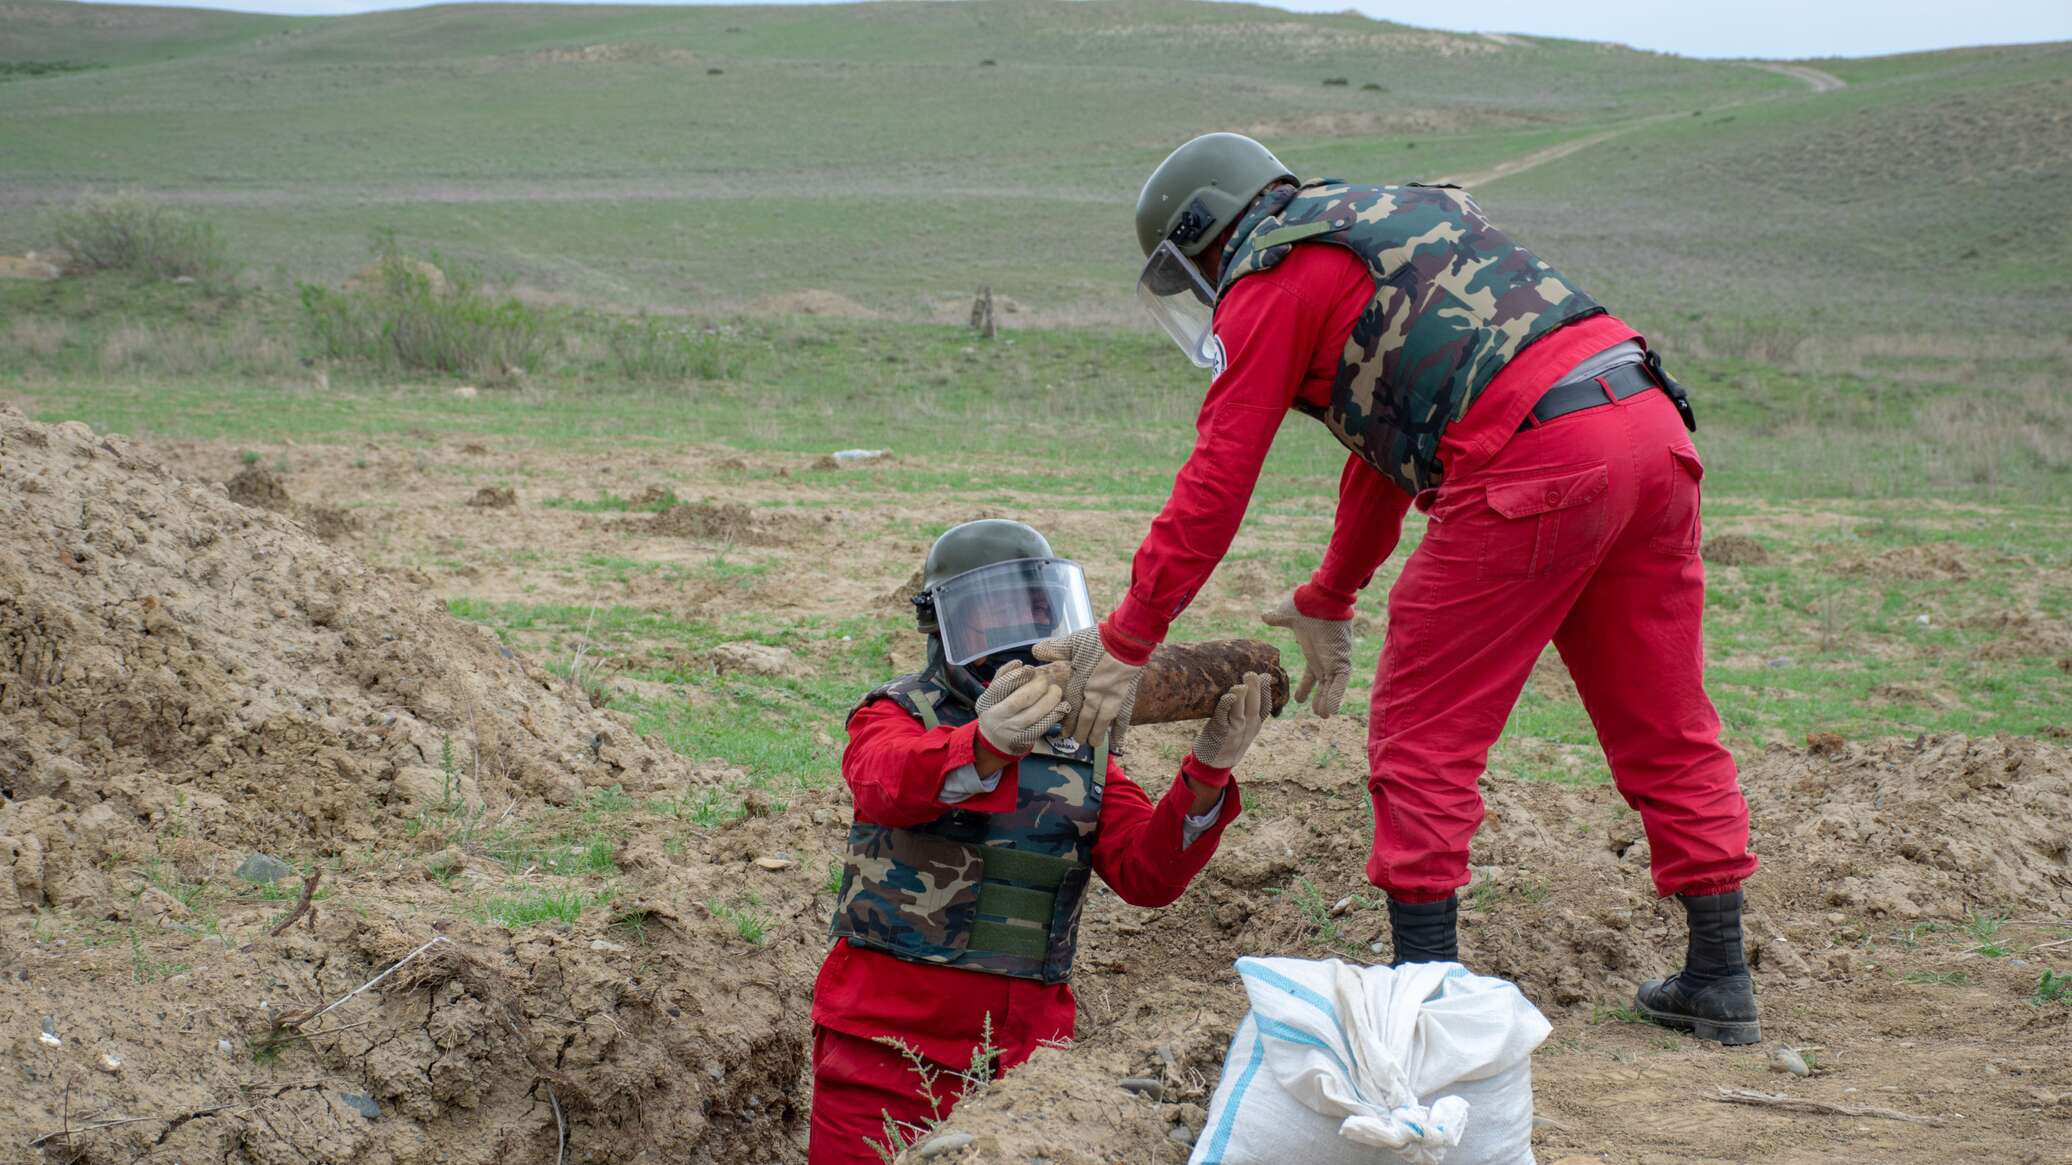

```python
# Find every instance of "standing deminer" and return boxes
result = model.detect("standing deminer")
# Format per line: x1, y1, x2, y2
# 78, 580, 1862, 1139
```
1034, 133, 1761, 1044
810, 519, 1267, 1162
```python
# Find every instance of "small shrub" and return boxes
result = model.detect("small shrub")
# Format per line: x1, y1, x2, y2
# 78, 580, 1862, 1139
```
47, 194, 226, 282
606, 315, 732, 382
1322, 76, 1349, 86
299, 247, 548, 379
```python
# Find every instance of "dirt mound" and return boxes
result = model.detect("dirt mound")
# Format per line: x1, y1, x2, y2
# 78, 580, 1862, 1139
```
222, 465, 360, 542
647, 499, 795, 546
225, 464, 291, 510
1703, 532, 1772, 566
466, 485, 516, 509
0, 405, 817, 1162
1839, 542, 1971, 581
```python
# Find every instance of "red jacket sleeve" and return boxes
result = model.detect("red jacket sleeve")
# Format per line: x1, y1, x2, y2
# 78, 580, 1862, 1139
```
841, 699, 1018, 827
1103, 276, 1324, 660
1294, 453, 1412, 620
1090, 756, 1243, 908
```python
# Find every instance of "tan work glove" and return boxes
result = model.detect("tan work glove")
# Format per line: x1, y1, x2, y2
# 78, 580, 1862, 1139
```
973, 660, 1069, 756
1192, 672, 1272, 770
1032, 627, 1144, 749
1261, 596, 1354, 718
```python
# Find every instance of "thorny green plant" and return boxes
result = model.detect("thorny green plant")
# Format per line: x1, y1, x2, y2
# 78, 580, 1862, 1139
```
865, 1014, 1002, 1164
2034, 969, 2069, 1006
1963, 912, 2010, 957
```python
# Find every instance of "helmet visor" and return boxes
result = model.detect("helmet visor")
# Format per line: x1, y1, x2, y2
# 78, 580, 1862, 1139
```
1136, 240, 1221, 369
931, 558, 1095, 666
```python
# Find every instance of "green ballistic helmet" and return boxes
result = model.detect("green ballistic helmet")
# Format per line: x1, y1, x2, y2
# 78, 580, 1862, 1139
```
914, 519, 1056, 632
1135, 132, 1297, 259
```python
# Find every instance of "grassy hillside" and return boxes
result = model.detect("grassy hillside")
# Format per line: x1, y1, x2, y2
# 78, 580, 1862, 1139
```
0, 1, 2065, 508
0, 0, 292, 68
0, 2, 1816, 319
3, 2, 2065, 342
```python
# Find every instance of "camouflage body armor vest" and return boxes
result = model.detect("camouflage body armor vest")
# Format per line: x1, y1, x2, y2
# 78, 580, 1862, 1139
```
829, 673, 1103, 984
1218, 180, 1604, 494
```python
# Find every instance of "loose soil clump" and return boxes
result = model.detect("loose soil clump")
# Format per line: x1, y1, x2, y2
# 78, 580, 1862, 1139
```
1703, 532, 1771, 566
647, 499, 795, 546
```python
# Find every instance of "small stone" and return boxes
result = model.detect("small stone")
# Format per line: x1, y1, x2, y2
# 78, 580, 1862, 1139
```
1914, 613, 1931, 626
1765, 656, 1793, 669
338, 1091, 381, 1119
753, 856, 795, 871
96, 1051, 123, 1074
589, 938, 626, 953
38, 1017, 60, 1048
1825, 912, 1845, 925
1168, 1123, 1197, 1146
218, 1039, 234, 1056
1119, 1076, 1164, 1100
1369, 941, 1387, 954
916, 1131, 975, 1158
1329, 896, 1355, 917
1770, 1045, 1810, 1077
235, 853, 295, 884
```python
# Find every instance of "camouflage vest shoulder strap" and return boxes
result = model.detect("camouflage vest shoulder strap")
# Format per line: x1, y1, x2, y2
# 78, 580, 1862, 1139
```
831, 674, 1103, 984
1217, 180, 1604, 494
851, 671, 974, 732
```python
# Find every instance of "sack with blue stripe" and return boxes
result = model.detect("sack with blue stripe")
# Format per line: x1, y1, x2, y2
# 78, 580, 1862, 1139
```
1191, 957, 1551, 1165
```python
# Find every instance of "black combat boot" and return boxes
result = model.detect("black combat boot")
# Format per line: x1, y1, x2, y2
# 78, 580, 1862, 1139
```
1388, 895, 1459, 966
1636, 890, 1761, 1045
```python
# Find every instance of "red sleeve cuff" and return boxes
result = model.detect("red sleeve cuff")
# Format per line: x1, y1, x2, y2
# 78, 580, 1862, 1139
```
1098, 616, 1159, 667
1293, 581, 1357, 622
974, 725, 1014, 761
1180, 753, 1233, 789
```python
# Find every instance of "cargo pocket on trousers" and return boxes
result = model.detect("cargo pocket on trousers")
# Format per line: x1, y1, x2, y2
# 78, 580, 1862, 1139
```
1478, 463, 1611, 581
1648, 445, 1705, 555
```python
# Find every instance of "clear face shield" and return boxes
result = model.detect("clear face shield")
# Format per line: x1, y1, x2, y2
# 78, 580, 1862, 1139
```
1136, 240, 1221, 368
930, 558, 1096, 667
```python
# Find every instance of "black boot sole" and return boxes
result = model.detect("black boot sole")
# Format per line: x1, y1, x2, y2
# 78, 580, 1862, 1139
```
1634, 993, 1761, 1045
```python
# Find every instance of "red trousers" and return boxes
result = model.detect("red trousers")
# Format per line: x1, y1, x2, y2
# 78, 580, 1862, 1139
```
809, 1025, 996, 1165
1367, 386, 1757, 900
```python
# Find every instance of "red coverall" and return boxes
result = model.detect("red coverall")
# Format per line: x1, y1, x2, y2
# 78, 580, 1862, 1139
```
808, 699, 1242, 1165
1100, 243, 1756, 904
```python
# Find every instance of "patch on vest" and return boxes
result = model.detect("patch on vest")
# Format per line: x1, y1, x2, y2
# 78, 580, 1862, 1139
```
1208, 333, 1229, 378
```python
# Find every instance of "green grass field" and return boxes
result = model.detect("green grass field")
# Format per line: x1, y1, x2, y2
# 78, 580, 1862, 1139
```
0, 0, 2066, 796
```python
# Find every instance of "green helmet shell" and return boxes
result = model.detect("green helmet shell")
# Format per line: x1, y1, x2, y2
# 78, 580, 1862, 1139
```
916, 519, 1056, 630
1135, 132, 1297, 258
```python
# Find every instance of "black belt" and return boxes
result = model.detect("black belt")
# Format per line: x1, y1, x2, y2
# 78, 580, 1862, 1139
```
1518, 360, 1659, 432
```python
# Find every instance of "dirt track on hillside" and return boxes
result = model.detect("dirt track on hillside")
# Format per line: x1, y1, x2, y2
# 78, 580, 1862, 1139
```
3, 411, 2066, 1164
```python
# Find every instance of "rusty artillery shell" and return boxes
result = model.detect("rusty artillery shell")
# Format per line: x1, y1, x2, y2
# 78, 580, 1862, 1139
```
1130, 639, 1290, 725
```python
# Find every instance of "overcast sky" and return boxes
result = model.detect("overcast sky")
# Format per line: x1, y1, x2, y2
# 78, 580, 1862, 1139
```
78, 0, 2072, 61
